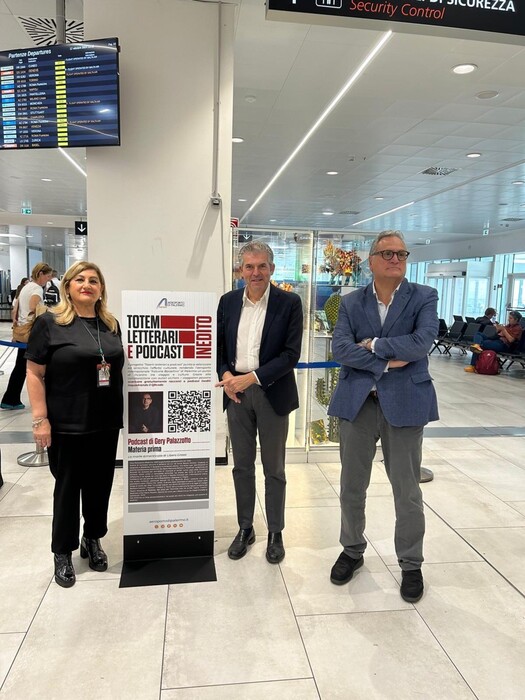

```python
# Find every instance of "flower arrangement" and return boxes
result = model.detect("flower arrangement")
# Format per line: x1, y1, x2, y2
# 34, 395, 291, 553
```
320, 243, 362, 285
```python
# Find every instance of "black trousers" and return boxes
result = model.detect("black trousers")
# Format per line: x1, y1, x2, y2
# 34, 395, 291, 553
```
47, 429, 120, 554
1, 348, 27, 406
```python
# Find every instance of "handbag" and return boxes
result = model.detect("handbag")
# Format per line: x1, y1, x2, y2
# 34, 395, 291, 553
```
12, 322, 32, 343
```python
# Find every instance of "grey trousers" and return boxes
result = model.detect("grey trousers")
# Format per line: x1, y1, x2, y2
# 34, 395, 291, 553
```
227, 384, 289, 533
339, 395, 425, 571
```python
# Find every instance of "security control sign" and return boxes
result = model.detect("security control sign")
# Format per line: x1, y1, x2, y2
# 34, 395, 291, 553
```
266, 0, 525, 43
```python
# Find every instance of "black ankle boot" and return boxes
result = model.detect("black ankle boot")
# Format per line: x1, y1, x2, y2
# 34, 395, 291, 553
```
80, 536, 108, 571
54, 553, 75, 588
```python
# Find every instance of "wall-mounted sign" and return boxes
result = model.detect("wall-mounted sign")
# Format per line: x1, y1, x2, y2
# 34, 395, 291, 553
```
266, 0, 524, 44
21, 207, 32, 214
74, 220, 87, 235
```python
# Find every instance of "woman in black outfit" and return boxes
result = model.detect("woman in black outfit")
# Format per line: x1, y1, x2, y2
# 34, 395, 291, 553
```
26, 261, 124, 588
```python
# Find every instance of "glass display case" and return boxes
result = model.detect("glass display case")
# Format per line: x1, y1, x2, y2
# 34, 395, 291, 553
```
233, 228, 375, 454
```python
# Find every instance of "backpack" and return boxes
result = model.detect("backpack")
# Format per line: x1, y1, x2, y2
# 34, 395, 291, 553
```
476, 350, 499, 375
44, 281, 60, 307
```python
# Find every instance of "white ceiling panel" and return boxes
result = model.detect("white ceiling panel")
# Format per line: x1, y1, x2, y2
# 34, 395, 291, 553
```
0, 0, 524, 253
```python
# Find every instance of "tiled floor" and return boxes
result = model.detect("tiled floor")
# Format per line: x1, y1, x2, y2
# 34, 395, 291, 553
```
1, 333, 525, 699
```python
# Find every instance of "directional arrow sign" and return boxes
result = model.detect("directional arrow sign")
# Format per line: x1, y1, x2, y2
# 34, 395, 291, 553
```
75, 221, 88, 236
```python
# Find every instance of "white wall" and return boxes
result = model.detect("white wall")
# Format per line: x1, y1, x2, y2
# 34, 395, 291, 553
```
84, 0, 235, 320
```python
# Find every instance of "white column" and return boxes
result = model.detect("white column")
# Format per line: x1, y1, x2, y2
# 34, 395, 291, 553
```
84, 0, 234, 320
8, 225, 28, 289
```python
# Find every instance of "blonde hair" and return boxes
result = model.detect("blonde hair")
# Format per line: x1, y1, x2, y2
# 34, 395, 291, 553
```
51, 261, 118, 333
31, 262, 53, 280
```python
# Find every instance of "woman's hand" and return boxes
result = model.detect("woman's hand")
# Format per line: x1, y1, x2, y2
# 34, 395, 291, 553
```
33, 418, 51, 449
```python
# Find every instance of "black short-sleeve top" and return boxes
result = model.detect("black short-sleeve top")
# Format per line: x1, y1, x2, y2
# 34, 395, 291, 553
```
26, 312, 124, 434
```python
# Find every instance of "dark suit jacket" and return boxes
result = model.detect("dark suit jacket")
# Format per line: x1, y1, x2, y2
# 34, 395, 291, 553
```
217, 284, 303, 416
328, 279, 439, 427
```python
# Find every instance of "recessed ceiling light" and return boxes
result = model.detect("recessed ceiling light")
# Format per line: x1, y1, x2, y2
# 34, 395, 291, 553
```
41, 178, 52, 182
374, 196, 384, 200
452, 63, 477, 75
47, 221, 53, 224
269, 219, 277, 222
466, 152, 482, 158
56, 243, 63, 247
245, 95, 256, 103
238, 198, 247, 202
322, 211, 334, 216
476, 90, 499, 100
26, 234, 33, 238
512, 180, 524, 185
232, 137, 244, 143
326, 171, 339, 175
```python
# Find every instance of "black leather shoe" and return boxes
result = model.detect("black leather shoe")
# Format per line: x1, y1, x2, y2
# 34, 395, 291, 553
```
228, 528, 255, 560
266, 532, 285, 564
80, 536, 108, 572
400, 569, 424, 603
54, 553, 76, 588
330, 552, 364, 585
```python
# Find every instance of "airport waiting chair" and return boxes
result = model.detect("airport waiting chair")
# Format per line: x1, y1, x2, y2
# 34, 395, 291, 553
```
439, 321, 467, 355
482, 325, 498, 340
430, 319, 449, 355
465, 316, 476, 323
453, 315, 464, 323
453, 323, 482, 354
497, 331, 525, 370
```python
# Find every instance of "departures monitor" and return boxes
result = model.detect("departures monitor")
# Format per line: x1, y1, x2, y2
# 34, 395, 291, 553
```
0, 37, 120, 150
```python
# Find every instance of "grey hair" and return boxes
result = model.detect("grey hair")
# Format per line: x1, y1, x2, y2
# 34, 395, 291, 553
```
238, 241, 274, 265
369, 230, 407, 257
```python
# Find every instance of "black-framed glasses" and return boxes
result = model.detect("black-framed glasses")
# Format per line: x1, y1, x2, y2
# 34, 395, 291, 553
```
371, 250, 410, 261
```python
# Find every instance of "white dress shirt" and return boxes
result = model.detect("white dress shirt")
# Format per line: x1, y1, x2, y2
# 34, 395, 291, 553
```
235, 283, 271, 379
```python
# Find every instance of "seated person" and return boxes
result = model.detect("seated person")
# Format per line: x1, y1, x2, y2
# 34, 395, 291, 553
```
474, 307, 496, 330
465, 310, 523, 372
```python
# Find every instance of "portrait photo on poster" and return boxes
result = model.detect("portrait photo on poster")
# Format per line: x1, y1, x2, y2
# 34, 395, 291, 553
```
128, 391, 163, 434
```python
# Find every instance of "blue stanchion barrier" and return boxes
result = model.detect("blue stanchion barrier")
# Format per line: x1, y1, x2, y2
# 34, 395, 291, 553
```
0, 339, 27, 350
296, 361, 340, 369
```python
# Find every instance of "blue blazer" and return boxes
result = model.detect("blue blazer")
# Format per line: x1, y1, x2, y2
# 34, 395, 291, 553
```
217, 284, 303, 416
328, 279, 439, 427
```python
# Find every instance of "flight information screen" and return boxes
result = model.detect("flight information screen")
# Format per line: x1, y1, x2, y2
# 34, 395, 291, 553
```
0, 38, 120, 150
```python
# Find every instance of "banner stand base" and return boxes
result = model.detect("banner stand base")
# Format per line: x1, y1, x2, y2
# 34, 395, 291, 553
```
119, 555, 216, 588
120, 531, 216, 587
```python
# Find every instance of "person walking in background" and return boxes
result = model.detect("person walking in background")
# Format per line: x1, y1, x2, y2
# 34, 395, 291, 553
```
26, 261, 124, 588
465, 310, 523, 373
1, 263, 53, 410
328, 230, 439, 603
216, 241, 303, 565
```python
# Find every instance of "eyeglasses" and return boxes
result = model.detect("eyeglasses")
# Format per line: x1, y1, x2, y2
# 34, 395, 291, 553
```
371, 250, 410, 261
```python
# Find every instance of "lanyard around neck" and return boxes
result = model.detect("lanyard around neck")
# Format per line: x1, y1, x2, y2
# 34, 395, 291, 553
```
78, 316, 106, 364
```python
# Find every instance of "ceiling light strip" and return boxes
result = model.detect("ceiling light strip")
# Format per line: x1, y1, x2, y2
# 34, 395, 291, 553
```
353, 200, 414, 226
239, 30, 393, 223
58, 147, 87, 177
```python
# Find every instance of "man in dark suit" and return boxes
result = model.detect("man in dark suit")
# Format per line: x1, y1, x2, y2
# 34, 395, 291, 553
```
328, 230, 439, 603
216, 241, 303, 564
474, 307, 496, 330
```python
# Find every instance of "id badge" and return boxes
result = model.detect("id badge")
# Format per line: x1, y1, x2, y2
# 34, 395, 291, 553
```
97, 362, 111, 387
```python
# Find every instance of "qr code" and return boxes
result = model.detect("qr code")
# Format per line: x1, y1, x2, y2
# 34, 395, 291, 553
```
167, 390, 211, 433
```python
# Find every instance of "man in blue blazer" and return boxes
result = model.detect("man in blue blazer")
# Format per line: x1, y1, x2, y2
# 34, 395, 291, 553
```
328, 230, 439, 603
217, 242, 303, 564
